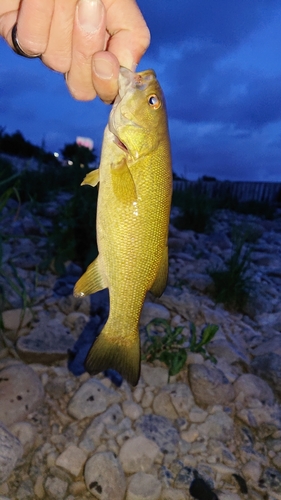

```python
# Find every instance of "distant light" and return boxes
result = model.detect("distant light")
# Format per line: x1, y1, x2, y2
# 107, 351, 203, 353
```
54, 152, 59, 157
76, 136, 94, 150
80, 163, 85, 168
68, 160, 73, 166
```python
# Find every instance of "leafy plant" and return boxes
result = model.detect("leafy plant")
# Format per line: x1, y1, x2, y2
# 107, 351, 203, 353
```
189, 322, 218, 362
142, 318, 218, 381
208, 229, 252, 310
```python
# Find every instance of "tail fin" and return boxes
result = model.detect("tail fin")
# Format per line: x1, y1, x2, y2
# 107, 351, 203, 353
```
85, 323, 140, 386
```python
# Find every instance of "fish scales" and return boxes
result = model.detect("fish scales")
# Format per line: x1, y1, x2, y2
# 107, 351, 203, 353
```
74, 68, 172, 385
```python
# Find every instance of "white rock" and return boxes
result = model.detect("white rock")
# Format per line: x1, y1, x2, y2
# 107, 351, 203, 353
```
169, 383, 195, 417
56, 445, 88, 477
152, 391, 178, 420
197, 411, 234, 442
133, 387, 144, 403
0, 362, 44, 426
68, 379, 120, 419
140, 302, 170, 327
219, 492, 243, 500
122, 401, 143, 420
44, 476, 68, 499
2, 308, 32, 330
9, 422, 36, 455
181, 426, 199, 443
142, 391, 154, 408
141, 364, 170, 387
161, 488, 186, 500
233, 374, 274, 405
242, 460, 262, 482
188, 405, 208, 423
119, 436, 160, 474
188, 363, 235, 406
0, 422, 23, 483
84, 451, 126, 500
126, 472, 161, 500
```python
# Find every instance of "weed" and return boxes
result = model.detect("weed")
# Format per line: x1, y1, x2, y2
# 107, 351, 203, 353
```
142, 318, 218, 381
208, 229, 252, 310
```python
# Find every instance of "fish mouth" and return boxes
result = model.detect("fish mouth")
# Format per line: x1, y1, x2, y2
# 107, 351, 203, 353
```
109, 68, 156, 152
113, 136, 128, 153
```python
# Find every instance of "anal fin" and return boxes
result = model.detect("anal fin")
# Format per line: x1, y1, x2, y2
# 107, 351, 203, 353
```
74, 256, 107, 297
150, 246, 169, 297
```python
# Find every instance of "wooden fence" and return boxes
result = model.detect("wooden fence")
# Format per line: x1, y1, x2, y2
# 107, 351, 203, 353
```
173, 180, 281, 203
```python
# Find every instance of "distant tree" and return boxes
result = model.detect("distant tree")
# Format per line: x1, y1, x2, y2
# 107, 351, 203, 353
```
173, 171, 186, 180
61, 142, 97, 167
201, 175, 217, 182
0, 129, 42, 158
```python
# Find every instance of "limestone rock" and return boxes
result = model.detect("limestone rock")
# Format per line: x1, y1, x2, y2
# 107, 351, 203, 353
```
169, 383, 195, 417
127, 472, 162, 500
2, 308, 33, 331
140, 302, 170, 326
159, 287, 200, 322
122, 401, 143, 420
9, 422, 36, 455
207, 339, 250, 366
56, 445, 88, 477
68, 379, 121, 419
16, 318, 75, 364
44, 476, 68, 500
188, 363, 235, 406
119, 436, 159, 473
135, 414, 180, 454
197, 411, 234, 442
79, 403, 124, 453
0, 363, 44, 426
255, 312, 281, 331
141, 364, 170, 387
251, 354, 281, 396
233, 374, 274, 405
0, 422, 23, 483
84, 452, 126, 500
161, 488, 186, 500
153, 391, 178, 420
242, 461, 262, 482
259, 467, 281, 494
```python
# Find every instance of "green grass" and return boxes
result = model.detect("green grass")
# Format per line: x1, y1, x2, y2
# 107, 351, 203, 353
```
142, 318, 218, 381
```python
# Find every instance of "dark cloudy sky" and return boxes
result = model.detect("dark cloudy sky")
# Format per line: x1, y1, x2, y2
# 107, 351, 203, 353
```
1, 0, 281, 181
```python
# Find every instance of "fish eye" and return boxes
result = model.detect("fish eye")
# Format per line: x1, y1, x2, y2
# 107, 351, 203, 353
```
148, 94, 161, 110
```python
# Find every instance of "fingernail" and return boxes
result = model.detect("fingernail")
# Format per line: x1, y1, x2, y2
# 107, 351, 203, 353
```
93, 58, 114, 79
77, 0, 104, 34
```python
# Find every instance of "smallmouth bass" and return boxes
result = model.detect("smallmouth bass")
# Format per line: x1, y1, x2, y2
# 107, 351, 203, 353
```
74, 68, 172, 386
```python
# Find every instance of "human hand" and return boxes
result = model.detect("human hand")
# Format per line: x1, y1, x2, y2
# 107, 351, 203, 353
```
0, 0, 150, 103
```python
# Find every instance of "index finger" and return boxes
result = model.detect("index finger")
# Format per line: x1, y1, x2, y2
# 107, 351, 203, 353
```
104, 0, 150, 70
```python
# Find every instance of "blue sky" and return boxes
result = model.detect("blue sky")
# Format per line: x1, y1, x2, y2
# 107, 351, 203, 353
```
1, 0, 281, 181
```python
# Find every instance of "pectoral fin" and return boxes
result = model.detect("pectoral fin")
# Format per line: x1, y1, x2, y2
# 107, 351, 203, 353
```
74, 256, 107, 297
81, 169, 100, 187
150, 246, 169, 297
111, 158, 137, 203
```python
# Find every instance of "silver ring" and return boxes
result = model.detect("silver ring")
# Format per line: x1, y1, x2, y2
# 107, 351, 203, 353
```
11, 24, 42, 58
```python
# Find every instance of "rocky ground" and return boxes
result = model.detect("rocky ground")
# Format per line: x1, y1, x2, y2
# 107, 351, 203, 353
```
1, 195, 281, 500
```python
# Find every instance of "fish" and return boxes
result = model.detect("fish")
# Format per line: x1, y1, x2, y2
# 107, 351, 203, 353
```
73, 68, 172, 386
